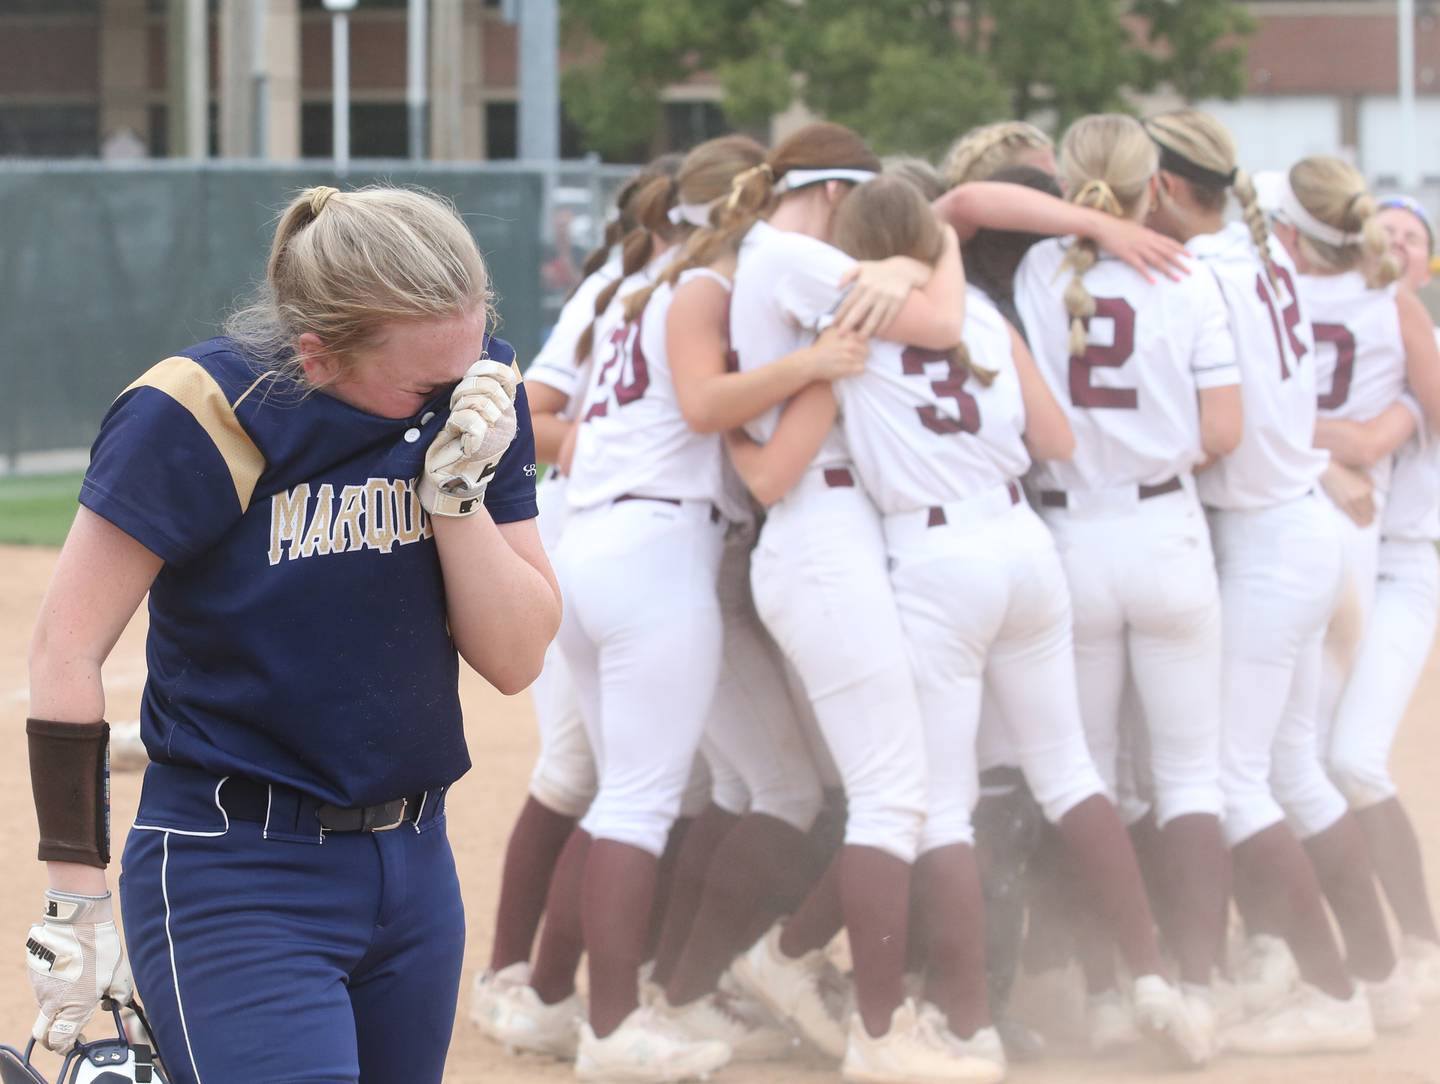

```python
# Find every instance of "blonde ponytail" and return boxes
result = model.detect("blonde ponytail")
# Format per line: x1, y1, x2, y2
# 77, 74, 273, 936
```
1145, 108, 1280, 289
940, 121, 1053, 188
1289, 156, 1399, 288
1056, 115, 1156, 359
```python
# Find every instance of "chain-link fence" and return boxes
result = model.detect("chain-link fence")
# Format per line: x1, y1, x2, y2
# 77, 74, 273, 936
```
0, 158, 636, 469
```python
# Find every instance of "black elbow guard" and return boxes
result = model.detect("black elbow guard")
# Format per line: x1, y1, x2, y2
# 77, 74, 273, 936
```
28, 718, 109, 868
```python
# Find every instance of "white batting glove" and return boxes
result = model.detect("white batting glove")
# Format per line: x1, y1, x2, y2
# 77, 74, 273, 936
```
26, 890, 133, 1053
416, 358, 521, 517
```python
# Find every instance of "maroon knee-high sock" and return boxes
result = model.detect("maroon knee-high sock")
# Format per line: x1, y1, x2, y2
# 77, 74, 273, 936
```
1234, 823, 1352, 998
645, 816, 695, 962
667, 813, 818, 1006
840, 845, 913, 1037
916, 844, 991, 1038
1058, 795, 1163, 983
584, 839, 660, 1037
780, 855, 846, 958
1161, 813, 1229, 984
1126, 813, 1173, 948
530, 827, 592, 1004
489, 796, 580, 971
1356, 798, 1440, 943
649, 805, 739, 989
1305, 814, 1398, 981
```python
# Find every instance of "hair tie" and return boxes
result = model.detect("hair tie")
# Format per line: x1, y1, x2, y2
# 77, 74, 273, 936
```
1073, 179, 1120, 217
309, 186, 339, 216
724, 163, 775, 212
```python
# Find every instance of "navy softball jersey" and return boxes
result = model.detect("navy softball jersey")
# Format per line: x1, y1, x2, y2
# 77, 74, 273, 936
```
80, 334, 539, 807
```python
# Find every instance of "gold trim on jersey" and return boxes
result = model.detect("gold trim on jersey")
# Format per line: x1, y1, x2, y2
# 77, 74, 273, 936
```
121, 356, 267, 513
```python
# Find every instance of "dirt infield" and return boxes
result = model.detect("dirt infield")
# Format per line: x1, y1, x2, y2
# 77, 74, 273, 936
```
1, 541, 1437, 1082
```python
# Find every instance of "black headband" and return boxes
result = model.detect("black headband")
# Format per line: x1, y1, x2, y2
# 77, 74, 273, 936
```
1152, 138, 1237, 189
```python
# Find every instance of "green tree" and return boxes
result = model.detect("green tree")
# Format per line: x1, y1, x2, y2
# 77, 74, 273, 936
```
560, 0, 1254, 159
1132, 0, 1256, 102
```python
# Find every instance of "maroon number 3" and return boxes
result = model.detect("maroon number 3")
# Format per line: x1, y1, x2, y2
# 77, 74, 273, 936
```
1069, 297, 1137, 409
901, 346, 981, 435
1314, 322, 1356, 411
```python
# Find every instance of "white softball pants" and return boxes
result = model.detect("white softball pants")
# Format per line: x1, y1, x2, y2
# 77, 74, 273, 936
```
1328, 538, 1440, 808
1208, 493, 1349, 845
1314, 497, 1381, 757
555, 497, 727, 856
529, 474, 597, 817
750, 468, 927, 863
1041, 484, 1224, 827
885, 492, 1109, 853
701, 527, 824, 831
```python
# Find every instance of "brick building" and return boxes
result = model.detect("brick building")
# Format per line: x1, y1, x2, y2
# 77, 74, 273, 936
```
0, 0, 1429, 177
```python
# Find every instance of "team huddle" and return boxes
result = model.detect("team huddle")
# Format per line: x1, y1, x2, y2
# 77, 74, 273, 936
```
469, 110, 1440, 1083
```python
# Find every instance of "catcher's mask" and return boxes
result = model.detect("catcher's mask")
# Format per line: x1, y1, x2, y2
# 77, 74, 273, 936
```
0, 1000, 167, 1084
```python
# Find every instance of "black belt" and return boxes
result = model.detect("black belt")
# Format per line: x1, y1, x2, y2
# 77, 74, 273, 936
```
926, 482, 1022, 527
1039, 475, 1182, 509
220, 778, 424, 833
614, 493, 722, 523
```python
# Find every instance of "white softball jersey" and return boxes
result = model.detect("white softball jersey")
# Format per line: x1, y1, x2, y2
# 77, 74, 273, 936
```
730, 220, 853, 470
1190, 224, 1329, 510
566, 269, 730, 510
839, 287, 1030, 515
1300, 271, 1405, 493
525, 254, 623, 413
1014, 237, 1240, 492
1379, 329, 1440, 541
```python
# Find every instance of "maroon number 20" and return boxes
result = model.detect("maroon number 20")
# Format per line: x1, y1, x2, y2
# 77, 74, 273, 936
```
583, 319, 651, 421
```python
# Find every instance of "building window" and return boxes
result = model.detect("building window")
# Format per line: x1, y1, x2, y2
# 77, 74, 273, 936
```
663, 101, 729, 152
301, 102, 409, 158
0, 105, 99, 157
486, 101, 517, 159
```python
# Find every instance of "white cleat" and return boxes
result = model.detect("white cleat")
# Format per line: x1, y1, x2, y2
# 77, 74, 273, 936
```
484, 980, 585, 1060
731, 924, 847, 1059
660, 991, 796, 1062
109, 720, 150, 772
1402, 935, 1440, 1004
1233, 934, 1298, 1015
576, 1005, 732, 1082
1085, 989, 1140, 1056
841, 999, 1004, 1084
1220, 982, 1375, 1055
917, 1001, 1008, 1075
470, 961, 532, 1039
1365, 962, 1422, 1031
1131, 974, 1215, 1067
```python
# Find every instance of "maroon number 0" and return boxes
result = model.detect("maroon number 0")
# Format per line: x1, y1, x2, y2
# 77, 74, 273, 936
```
900, 347, 981, 435
1069, 297, 1137, 409
1314, 323, 1356, 411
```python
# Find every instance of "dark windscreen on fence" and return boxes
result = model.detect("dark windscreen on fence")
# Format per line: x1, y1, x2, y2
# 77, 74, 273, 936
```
0, 162, 576, 463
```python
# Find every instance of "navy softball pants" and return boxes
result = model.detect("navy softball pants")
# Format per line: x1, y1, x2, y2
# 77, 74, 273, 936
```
118, 764, 465, 1084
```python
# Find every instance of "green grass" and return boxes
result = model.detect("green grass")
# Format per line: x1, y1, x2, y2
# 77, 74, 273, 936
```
0, 472, 83, 547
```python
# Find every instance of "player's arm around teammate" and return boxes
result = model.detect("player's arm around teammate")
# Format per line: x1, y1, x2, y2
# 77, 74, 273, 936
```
26, 185, 549, 1084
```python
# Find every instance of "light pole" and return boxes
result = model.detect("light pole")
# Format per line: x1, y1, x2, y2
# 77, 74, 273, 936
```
408, 0, 428, 159
1400, 0, 1419, 189
323, 0, 357, 174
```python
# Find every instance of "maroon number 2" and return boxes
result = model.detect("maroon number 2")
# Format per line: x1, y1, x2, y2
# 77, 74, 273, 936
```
1069, 297, 1137, 409
1314, 323, 1357, 411
900, 347, 981, 434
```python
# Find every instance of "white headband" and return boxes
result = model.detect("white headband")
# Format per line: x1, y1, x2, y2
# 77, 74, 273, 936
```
773, 168, 877, 194
1274, 175, 1365, 248
667, 200, 717, 228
